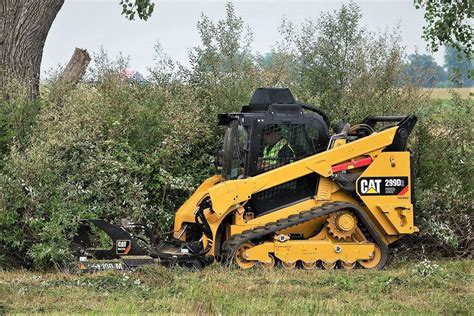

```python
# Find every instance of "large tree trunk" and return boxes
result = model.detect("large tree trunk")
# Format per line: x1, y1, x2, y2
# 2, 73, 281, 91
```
0, 0, 65, 100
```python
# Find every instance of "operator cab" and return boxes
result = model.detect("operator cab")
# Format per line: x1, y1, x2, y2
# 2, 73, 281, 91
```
218, 88, 330, 180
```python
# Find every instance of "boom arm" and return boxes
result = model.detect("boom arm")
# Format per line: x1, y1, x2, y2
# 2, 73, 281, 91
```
208, 125, 399, 217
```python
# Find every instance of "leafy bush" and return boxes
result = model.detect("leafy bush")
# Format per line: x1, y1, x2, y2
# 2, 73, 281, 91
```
277, 2, 413, 122
0, 82, 41, 162
411, 93, 473, 256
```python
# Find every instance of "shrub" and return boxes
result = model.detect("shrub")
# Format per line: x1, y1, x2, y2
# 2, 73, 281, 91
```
0, 53, 217, 268
0, 82, 41, 162
411, 92, 473, 256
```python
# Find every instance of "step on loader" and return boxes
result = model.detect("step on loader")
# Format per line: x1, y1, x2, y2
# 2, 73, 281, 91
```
74, 88, 418, 271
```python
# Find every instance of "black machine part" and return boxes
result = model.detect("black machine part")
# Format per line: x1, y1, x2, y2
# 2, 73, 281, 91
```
298, 102, 330, 127
332, 172, 362, 195
218, 88, 331, 179
242, 87, 296, 112
74, 218, 213, 269
154, 238, 213, 268
361, 115, 417, 151
74, 219, 152, 259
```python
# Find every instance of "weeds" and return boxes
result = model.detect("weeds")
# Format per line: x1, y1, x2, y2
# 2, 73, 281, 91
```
412, 258, 442, 277
0, 260, 472, 314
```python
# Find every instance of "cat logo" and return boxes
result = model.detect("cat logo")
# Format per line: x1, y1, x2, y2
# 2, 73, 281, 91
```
357, 177, 409, 196
359, 179, 381, 194
116, 240, 131, 254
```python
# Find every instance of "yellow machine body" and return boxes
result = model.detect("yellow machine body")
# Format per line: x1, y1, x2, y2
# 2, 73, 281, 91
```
171, 123, 417, 269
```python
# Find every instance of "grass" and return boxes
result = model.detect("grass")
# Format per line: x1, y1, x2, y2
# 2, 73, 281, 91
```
0, 259, 472, 314
426, 87, 473, 100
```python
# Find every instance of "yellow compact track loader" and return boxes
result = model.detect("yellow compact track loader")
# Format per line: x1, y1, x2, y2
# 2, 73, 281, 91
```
75, 88, 418, 271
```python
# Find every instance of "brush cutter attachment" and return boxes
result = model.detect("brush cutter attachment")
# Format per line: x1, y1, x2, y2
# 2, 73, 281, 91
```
73, 219, 211, 271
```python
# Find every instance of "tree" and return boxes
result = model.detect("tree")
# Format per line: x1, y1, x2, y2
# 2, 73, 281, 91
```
186, 2, 258, 115
279, 2, 407, 121
414, 0, 473, 55
406, 53, 447, 87
279, 3, 365, 112
444, 45, 473, 87
0, 0, 155, 100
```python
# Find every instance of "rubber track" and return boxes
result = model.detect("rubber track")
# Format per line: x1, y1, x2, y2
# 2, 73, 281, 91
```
222, 201, 388, 269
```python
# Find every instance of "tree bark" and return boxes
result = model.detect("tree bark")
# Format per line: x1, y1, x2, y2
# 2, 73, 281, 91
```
57, 47, 91, 87
0, 0, 65, 100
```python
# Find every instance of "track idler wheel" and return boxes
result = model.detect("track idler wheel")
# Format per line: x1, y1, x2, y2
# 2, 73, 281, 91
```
235, 242, 257, 269
358, 244, 382, 269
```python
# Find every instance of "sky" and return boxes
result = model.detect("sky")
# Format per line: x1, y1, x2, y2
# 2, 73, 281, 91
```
41, 0, 445, 78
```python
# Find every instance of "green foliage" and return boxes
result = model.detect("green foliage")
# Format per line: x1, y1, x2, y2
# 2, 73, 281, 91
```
414, 0, 473, 55
412, 258, 442, 277
0, 1, 471, 268
0, 86, 154, 267
444, 45, 473, 87
0, 82, 41, 162
278, 2, 411, 122
412, 92, 473, 256
185, 2, 260, 118
120, 0, 155, 21
1, 260, 472, 314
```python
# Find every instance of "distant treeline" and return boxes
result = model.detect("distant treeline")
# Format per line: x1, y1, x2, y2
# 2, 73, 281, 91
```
406, 47, 473, 88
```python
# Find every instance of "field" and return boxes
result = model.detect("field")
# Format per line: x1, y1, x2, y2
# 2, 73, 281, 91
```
426, 87, 472, 99
1, 259, 472, 314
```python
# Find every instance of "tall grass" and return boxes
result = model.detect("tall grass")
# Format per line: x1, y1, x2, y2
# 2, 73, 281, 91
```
0, 260, 472, 314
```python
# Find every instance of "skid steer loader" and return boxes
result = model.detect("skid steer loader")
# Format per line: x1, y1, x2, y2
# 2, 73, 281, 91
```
74, 88, 418, 271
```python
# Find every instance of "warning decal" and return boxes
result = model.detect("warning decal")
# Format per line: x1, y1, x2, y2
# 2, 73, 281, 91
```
357, 177, 409, 196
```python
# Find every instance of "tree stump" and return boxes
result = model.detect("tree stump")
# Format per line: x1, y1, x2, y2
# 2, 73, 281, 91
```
57, 48, 91, 87
50, 47, 91, 106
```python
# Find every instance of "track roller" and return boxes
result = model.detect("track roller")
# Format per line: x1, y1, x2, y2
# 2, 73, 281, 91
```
301, 261, 318, 270
341, 261, 356, 270
321, 261, 337, 270
259, 254, 276, 269
281, 261, 297, 270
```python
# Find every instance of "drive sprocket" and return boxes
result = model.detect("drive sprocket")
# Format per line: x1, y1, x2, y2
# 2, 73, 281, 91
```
326, 210, 357, 240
